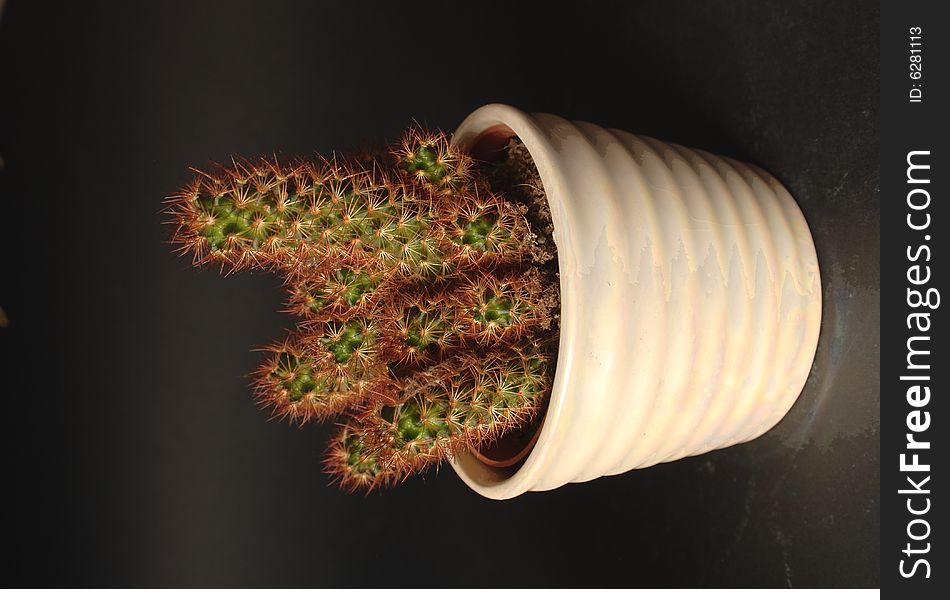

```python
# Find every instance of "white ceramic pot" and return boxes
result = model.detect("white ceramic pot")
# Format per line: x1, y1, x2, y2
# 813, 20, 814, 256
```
449, 104, 822, 500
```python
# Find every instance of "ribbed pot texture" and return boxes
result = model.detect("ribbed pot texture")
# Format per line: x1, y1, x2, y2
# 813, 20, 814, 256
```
449, 104, 822, 500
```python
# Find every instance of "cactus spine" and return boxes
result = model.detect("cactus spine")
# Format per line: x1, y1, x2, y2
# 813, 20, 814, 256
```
167, 128, 556, 490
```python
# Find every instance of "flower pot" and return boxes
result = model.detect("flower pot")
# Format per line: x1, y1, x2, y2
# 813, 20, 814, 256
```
449, 103, 822, 500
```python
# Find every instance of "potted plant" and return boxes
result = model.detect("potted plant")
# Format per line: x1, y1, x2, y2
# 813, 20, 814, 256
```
166, 103, 821, 499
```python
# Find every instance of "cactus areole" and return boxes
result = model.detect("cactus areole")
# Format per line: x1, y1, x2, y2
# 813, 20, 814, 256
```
166, 127, 559, 491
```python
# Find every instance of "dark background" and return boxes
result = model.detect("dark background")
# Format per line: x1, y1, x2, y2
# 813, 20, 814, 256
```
0, 0, 879, 588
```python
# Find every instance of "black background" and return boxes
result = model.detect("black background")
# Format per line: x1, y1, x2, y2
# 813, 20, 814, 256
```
0, 0, 879, 588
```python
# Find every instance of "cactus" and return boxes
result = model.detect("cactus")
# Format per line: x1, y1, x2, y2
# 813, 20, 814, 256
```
166, 128, 557, 490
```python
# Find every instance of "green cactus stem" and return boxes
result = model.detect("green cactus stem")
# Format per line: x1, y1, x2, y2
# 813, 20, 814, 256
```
326, 343, 551, 488
168, 158, 528, 277
254, 326, 390, 424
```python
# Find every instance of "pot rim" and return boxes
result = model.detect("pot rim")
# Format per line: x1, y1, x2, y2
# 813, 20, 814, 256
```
449, 103, 573, 499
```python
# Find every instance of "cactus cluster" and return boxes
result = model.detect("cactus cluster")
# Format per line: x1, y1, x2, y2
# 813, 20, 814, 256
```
166, 128, 557, 490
